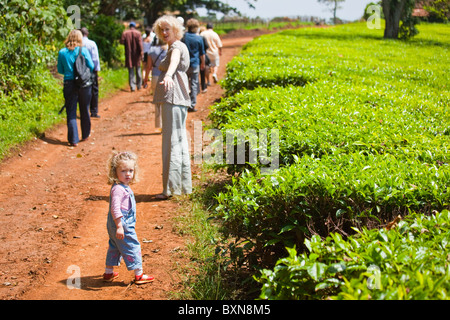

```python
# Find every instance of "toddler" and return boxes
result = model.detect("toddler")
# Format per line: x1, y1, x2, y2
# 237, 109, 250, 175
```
103, 151, 154, 284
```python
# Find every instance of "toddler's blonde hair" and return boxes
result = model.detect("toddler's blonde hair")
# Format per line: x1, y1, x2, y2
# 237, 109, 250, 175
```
107, 151, 139, 185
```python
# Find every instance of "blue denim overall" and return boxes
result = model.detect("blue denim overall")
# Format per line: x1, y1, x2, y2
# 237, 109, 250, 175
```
105, 184, 142, 271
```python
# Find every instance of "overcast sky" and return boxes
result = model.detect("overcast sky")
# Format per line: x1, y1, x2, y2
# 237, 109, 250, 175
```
198, 0, 376, 21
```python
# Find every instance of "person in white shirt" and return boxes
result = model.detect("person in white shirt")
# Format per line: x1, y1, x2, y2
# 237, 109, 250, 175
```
81, 27, 101, 118
200, 23, 222, 83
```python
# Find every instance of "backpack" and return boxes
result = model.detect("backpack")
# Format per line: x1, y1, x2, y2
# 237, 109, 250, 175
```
74, 46, 92, 88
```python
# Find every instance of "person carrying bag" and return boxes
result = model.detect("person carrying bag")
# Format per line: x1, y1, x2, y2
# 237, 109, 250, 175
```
57, 29, 95, 147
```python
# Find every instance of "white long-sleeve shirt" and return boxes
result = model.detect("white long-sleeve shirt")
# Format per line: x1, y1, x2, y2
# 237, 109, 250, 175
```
82, 36, 101, 72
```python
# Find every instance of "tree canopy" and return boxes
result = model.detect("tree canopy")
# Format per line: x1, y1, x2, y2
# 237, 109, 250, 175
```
94, 0, 257, 25
0, 0, 70, 93
422, 0, 450, 22
60, 0, 256, 66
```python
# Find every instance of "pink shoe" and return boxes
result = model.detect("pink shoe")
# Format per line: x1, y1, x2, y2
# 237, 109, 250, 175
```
134, 274, 154, 284
103, 271, 119, 282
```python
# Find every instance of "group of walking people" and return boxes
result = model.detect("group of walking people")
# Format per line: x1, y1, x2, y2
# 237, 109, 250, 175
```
56, 15, 223, 285
122, 17, 223, 113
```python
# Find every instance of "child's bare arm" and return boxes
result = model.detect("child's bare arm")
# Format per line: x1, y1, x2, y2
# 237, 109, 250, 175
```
115, 218, 124, 240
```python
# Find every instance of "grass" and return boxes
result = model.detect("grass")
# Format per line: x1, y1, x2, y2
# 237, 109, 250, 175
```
98, 65, 129, 100
0, 69, 65, 160
171, 169, 240, 300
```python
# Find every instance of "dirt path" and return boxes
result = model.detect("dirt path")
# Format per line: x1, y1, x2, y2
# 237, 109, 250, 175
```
0, 35, 255, 300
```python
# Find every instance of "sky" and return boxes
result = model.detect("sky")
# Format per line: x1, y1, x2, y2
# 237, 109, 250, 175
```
198, 0, 376, 22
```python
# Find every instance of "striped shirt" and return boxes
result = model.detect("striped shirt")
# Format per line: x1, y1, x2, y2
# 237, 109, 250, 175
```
82, 36, 101, 72
110, 184, 132, 220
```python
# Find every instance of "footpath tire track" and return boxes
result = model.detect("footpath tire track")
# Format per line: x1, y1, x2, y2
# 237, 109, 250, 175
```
0, 35, 253, 300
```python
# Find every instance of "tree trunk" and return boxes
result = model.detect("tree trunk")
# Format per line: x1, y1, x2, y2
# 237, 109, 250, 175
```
142, 0, 168, 27
382, 0, 407, 39
145, 10, 160, 27
333, 1, 337, 24
98, 0, 120, 16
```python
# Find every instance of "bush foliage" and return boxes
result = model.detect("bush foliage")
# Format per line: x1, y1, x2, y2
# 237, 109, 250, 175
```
206, 22, 450, 299
0, 0, 69, 93
0, 0, 128, 159
256, 210, 450, 300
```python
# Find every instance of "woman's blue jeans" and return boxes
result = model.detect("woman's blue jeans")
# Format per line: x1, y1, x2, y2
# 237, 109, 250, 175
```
63, 80, 92, 144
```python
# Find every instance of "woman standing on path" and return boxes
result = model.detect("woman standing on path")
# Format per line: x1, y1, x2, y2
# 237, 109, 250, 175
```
152, 15, 192, 200
57, 29, 94, 147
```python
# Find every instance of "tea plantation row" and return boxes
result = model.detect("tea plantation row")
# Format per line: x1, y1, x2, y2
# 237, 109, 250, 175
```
207, 23, 450, 299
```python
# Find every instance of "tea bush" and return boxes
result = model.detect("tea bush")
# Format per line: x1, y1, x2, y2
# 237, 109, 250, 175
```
208, 23, 450, 272
220, 23, 449, 96
210, 82, 449, 173
256, 210, 450, 300
215, 152, 449, 268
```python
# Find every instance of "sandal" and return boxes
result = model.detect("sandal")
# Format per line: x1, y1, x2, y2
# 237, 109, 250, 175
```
155, 193, 170, 200
103, 271, 119, 282
134, 274, 154, 284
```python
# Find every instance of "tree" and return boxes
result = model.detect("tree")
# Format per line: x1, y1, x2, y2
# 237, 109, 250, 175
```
68, 0, 257, 65
89, 15, 125, 67
0, 0, 70, 92
422, 0, 450, 22
87, 0, 257, 27
317, 0, 346, 24
61, 0, 127, 67
363, 2, 384, 20
140, 0, 257, 26
381, 0, 418, 39
139, 0, 172, 26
